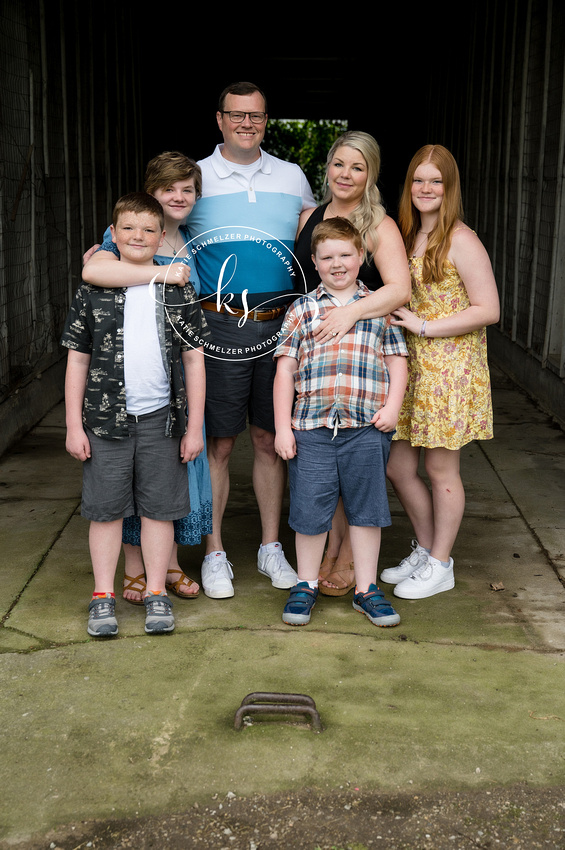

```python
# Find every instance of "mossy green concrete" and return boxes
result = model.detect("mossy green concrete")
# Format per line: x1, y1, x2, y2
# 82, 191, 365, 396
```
2, 514, 546, 651
1, 368, 564, 843
1, 631, 564, 839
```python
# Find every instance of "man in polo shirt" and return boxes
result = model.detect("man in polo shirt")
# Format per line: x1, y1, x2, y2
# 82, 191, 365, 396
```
186, 81, 316, 599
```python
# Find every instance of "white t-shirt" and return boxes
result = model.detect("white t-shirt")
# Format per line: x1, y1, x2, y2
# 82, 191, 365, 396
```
123, 284, 169, 416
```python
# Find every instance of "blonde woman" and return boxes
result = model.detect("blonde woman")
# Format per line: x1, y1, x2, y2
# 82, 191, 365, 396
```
382, 144, 500, 599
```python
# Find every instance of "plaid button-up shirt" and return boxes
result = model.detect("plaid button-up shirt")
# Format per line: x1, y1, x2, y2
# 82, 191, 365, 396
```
275, 281, 407, 431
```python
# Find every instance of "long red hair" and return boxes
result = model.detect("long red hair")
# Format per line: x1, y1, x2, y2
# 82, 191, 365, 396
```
398, 144, 464, 284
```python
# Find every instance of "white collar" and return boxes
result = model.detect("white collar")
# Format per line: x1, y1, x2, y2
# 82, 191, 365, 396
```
210, 144, 272, 178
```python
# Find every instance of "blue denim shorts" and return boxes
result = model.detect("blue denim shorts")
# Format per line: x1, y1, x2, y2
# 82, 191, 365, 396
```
288, 425, 393, 535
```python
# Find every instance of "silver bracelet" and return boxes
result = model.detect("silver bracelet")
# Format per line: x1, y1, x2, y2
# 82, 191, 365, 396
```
419, 320, 427, 337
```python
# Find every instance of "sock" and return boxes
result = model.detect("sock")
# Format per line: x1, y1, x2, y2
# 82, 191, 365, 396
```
306, 580, 318, 589
430, 556, 451, 568
92, 592, 115, 599
260, 542, 281, 553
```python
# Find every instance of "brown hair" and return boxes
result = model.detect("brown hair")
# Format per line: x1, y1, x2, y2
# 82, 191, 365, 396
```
112, 192, 165, 230
144, 151, 202, 198
217, 81, 268, 113
398, 144, 464, 284
311, 216, 363, 256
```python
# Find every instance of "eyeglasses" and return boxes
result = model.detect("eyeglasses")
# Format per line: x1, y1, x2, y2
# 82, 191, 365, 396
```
221, 111, 267, 124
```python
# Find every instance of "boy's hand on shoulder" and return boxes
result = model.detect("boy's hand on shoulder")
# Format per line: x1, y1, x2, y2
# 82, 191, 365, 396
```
371, 406, 399, 433
155, 263, 190, 286
274, 429, 296, 460
66, 427, 91, 462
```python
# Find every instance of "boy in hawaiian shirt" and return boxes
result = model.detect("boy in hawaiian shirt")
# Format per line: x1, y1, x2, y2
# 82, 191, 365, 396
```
62, 192, 209, 637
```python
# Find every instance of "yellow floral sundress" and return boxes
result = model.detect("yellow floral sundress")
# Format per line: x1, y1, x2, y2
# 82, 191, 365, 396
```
394, 257, 493, 450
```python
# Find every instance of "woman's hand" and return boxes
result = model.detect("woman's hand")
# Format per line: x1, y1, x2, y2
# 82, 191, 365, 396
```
312, 304, 358, 344
155, 263, 190, 287
390, 305, 422, 336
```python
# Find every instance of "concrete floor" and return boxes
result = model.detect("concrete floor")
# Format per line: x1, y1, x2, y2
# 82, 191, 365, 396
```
0, 365, 564, 845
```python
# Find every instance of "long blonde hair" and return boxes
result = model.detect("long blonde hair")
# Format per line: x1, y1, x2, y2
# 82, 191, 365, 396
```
323, 131, 386, 261
398, 144, 464, 284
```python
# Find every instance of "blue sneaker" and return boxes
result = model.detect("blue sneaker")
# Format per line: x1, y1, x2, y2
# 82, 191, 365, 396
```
282, 582, 318, 626
353, 584, 401, 627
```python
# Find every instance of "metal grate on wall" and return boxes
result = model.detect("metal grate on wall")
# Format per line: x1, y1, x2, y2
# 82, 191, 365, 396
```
425, 0, 565, 380
0, 0, 144, 406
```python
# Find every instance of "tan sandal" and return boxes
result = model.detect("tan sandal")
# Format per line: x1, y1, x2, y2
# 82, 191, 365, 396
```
165, 569, 200, 599
318, 561, 355, 596
123, 573, 146, 606
318, 553, 337, 582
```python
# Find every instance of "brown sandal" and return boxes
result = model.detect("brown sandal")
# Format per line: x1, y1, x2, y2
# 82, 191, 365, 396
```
165, 569, 200, 599
123, 573, 146, 606
318, 553, 337, 582
318, 560, 355, 596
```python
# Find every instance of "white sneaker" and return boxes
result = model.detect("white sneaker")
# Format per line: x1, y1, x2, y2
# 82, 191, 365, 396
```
380, 540, 429, 584
201, 552, 234, 598
393, 556, 455, 599
258, 543, 298, 589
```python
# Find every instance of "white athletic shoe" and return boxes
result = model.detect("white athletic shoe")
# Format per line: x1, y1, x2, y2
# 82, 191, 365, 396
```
380, 540, 429, 584
393, 556, 455, 599
258, 543, 298, 589
201, 552, 234, 598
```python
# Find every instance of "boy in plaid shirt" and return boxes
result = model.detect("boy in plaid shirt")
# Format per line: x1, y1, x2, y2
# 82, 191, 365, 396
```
274, 217, 407, 627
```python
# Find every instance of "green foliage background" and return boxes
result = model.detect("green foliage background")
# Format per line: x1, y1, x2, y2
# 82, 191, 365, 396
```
264, 119, 348, 202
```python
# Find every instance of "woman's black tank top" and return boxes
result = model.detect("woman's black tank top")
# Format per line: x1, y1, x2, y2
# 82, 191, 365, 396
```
293, 203, 384, 293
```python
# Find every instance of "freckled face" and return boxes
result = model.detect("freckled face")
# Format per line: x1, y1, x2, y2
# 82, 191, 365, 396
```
152, 179, 197, 224
313, 238, 363, 296
110, 211, 164, 264
411, 162, 445, 215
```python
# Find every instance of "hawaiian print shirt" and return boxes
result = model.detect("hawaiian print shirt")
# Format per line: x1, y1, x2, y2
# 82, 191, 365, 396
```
61, 281, 210, 439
